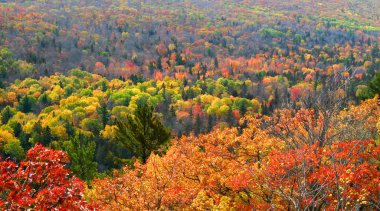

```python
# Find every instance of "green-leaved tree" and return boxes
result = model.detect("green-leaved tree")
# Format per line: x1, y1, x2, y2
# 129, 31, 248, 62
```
0, 48, 15, 79
63, 137, 98, 183
1, 106, 15, 125
115, 102, 170, 163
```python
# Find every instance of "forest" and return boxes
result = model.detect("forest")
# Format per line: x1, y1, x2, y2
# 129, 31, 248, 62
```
0, 0, 379, 210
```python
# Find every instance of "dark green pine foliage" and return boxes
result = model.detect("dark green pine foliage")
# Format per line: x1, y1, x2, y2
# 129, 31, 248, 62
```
65, 121, 76, 138
64, 137, 98, 183
369, 72, 380, 97
115, 102, 171, 163
40, 126, 53, 146
194, 114, 202, 137
1, 106, 15, 124
39, 93, 51, 106
97, 101, 109, 128
19, 95, 34, 113
30, 121, 54, 147
207, 114, 214, 133
31, 121, 43, 142
12, 122, 22, 138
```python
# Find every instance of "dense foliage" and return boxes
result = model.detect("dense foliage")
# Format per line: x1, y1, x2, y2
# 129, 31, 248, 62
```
0, 0, 379, 210
0, 144, 90, 210
89, 98, 380, 210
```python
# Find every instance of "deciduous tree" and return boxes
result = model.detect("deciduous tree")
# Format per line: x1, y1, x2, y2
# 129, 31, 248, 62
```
0, 144, 89, 210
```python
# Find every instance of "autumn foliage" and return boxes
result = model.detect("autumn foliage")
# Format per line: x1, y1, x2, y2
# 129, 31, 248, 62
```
264, 140, 380, 210
88, 99, 380, 210
0, 144, 89, 210
0, 0, 380, 209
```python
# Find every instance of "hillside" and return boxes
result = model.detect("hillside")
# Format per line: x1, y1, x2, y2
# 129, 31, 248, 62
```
0, 0, 379, 210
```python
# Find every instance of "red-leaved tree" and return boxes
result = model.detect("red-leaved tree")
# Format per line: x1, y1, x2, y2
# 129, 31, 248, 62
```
0, 144, 90, 210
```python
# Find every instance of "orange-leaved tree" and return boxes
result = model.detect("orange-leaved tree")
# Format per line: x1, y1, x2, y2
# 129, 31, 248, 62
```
88, 99, 380, 210
88, 116, 279, 210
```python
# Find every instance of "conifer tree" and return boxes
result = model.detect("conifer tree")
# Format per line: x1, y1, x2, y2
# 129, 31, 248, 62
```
64, 137, 98, 183
115, 102, 170, 163
369, 72, 380, 97
1, 106, 15, 125
41, 126, 53, 146
194, 114, 202, 136
19, 95, 34, 113
97, 101, 109, 128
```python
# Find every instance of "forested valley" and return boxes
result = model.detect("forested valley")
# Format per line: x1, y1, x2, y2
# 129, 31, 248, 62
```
0, 0, 379, 210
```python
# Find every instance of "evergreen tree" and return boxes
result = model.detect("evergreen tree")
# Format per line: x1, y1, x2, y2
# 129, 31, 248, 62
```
19, 95, 34, 113
19, 131, 31, 151
64, 137, 98, 183
369, 72, 380, 97
181, 89, 187, 100
31, 121, 43, 144
214, 56, 219, 68
13, 122, 22, 138
115, 102, 171, 163
129, 73, 144, 84
97, 101, 109, 128
1, 106, 15, 124
157, 56, 162, 70
65, 121, 76, 137
39, 93, 51, 106
194, 114, 202, 136
273, 88, 280, 107
41, 126, 53, 146
100, 80, 108, 92
207, 114, 214, 133
239, 101, 248, 116
34, 121, 43, 134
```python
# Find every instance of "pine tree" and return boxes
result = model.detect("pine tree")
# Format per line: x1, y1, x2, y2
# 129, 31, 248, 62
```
31, 121, 43, 144
115, 102, 171, 163
41, 126, 53, 146
19, 131, 31, 151
19, 95, 33, 113
207, 114, 214, 133
194, 114, 202, 136
97, 101, 109, 128
1, 106, 14, 124
239, 102, 248, 116
13, 122, 22, 138
39, 93, 50, 106
65, 121, 75, 137
214, 56, 219, 68
369, 72, 380, 97
157, 56, 162, 70
64, 137, 98, 183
